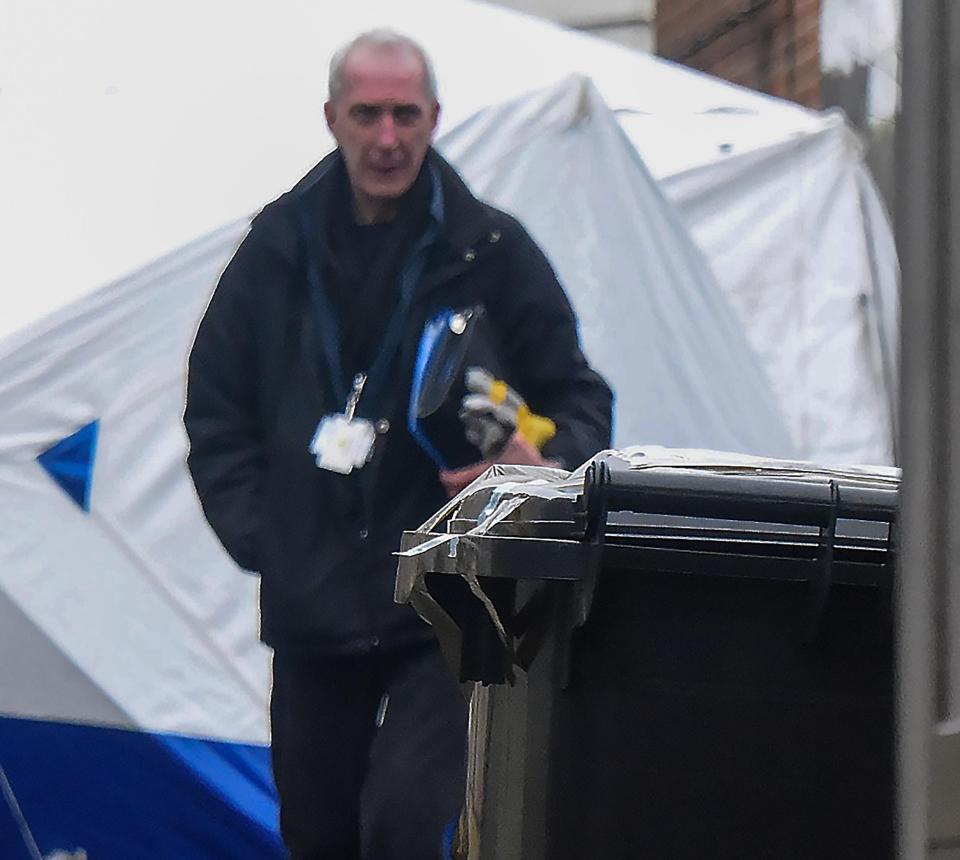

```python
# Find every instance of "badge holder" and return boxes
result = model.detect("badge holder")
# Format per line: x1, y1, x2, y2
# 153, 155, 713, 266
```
409, 305, 504, 470
309, 373, 376, 475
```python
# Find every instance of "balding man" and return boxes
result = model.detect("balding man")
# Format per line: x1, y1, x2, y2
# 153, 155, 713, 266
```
185, 29, 612, 859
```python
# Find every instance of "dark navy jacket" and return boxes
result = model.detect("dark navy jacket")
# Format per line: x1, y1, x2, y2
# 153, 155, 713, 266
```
184, 148, 613, 654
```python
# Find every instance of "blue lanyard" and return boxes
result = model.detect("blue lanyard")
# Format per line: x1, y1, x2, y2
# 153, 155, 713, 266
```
299, 208, 439, 414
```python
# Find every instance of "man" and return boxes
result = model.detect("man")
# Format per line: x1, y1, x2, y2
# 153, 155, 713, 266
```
184, 29, 612, 859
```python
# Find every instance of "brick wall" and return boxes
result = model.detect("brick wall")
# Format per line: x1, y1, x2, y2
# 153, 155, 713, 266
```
656, 0, 821, 108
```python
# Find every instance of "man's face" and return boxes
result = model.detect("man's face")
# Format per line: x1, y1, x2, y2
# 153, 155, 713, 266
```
325, 44, 440, 219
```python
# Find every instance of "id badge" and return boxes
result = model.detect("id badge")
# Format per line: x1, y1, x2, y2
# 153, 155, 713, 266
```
309, 414, 375, 475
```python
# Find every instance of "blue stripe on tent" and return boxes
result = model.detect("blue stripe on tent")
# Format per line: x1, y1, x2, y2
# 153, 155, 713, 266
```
36, 420, 99, 512
0, 716, 283, 859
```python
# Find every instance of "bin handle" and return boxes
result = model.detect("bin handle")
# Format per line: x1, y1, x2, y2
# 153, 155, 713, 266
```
806, 480, 839, 641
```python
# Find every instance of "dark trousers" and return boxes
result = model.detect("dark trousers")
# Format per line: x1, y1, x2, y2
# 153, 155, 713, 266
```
269, 641, 468, 860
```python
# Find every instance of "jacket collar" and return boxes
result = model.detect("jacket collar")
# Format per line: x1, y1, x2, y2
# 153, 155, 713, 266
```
285, 147, 496, 256
425, 149, 498, 252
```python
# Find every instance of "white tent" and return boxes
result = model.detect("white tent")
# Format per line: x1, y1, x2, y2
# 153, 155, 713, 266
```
0, 72, 797, 860
632, 112, 899, 465
441, 75, 794, 456
0, 225, 282, 857
0, 0, 895, 854
2, 0, 897, 466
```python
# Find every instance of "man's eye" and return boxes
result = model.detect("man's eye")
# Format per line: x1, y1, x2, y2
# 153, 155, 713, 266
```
393, 106, 422, 126
352, 106, 382, 124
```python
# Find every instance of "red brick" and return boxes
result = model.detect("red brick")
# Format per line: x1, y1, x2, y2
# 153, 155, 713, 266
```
655, 0, 822, 108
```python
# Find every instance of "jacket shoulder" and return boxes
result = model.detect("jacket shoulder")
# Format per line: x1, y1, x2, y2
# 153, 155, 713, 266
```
243, 151, 339, 254
478, 205, 534, 244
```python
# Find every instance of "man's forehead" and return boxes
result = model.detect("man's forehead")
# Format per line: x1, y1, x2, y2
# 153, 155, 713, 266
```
338, 44, 429, 100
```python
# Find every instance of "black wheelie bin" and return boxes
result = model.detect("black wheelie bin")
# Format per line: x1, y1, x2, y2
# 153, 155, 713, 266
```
395, 449, 898, 860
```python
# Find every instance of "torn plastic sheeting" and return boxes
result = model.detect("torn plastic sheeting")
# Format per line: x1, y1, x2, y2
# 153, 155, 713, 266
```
396, 465, 582, 590
606, 445, 900, 485
396, 464, 583, 686
399, 496, 528, 681
397, 492, 530, 565
415, 463, 574, 536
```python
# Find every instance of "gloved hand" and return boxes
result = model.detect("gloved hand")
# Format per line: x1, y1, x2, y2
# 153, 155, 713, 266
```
459, 367, 556, 459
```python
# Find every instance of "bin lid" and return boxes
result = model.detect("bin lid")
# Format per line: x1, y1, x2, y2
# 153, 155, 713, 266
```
397, 446, 899, 589
394, 447, 899, 684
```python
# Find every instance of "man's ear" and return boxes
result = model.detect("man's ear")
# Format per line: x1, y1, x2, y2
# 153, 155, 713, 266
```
324, 101, 336, 132
430, 101, 441, 132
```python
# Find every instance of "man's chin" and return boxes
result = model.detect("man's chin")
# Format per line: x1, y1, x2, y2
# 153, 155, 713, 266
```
362, 174, 416, 200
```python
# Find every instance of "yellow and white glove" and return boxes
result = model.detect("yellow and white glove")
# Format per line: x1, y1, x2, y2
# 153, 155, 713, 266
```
460, 367, 556, 459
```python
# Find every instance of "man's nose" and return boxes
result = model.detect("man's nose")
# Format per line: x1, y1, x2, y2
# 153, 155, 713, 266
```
376, 114, 399, 148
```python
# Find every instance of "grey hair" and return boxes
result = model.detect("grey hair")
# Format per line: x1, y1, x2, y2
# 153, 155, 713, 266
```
328, 29, 438, 102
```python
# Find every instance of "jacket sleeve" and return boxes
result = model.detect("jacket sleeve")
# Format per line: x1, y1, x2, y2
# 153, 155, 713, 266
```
183, 230, 271, 573
496, 219, 614, 469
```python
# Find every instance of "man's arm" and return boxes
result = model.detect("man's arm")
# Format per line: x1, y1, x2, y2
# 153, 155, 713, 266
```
184, 233, 270, 573
496, 218, 613, 469
437, 219, 612, 496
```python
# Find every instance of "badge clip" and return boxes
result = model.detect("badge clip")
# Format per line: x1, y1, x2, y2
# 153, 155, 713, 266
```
309, 373, 376, 475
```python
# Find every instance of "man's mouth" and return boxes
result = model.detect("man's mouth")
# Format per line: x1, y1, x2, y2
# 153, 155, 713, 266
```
371, 164, 404, 178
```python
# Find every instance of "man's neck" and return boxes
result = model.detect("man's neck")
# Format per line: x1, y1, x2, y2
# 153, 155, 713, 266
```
352, 192, 398, 225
